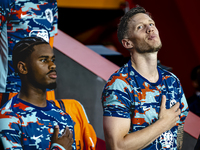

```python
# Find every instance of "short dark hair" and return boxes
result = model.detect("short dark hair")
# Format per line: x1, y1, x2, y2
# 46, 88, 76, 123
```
12, 37, 49, 73
117, 6, 150, 45
191, 65, 200, 81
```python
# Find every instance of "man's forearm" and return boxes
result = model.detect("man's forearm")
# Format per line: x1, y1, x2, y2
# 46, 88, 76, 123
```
177, 125, 184, 150
120, 119, 170, 150
104, 117, 168, 150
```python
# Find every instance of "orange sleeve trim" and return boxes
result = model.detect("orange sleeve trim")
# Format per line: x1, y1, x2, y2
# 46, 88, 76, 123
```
49, 36, 54, 48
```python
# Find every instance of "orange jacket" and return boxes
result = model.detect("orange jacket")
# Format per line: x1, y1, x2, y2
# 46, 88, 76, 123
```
50, 99, 97, 150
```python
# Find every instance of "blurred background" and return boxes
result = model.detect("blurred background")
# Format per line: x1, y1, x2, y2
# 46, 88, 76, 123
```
53, 0, 200, 149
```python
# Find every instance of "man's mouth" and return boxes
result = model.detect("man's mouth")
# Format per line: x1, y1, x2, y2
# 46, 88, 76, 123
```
47, 71, 57, 79
148, 35, 157, 40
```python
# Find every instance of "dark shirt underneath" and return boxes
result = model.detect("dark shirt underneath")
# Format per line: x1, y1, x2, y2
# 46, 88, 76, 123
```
188, 94, 200, 117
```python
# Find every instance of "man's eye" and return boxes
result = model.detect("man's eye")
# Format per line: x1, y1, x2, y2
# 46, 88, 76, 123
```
41, 59, 47, 62
52, 59, 55, 63
149, 23, 154, 26
137, 25, 143, 30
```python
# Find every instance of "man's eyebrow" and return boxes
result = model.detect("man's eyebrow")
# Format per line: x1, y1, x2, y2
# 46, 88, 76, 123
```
38, 55, 49, 58
38, 55, 55, 58
149, 19, 155, 23
136, 20, 154, 24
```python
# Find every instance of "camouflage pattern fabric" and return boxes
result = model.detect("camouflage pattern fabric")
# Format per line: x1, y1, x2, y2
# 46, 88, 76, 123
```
0, 0, 58, 93
102, 60, 189, 149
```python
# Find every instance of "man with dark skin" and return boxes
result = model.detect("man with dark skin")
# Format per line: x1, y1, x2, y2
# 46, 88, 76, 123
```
0, 37, 75, 150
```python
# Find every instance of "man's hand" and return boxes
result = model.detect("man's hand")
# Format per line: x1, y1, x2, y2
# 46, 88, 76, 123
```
103, 95, 182, 150
158, 95, 181, 130
51, 125, 74, 150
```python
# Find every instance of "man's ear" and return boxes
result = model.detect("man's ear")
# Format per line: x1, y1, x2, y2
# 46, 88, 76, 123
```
17, 61, 28, 75
122, 39, 134, 49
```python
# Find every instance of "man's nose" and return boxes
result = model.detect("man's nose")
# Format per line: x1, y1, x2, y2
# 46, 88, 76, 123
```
49, 61, 56, 70
147, 26, 154, 33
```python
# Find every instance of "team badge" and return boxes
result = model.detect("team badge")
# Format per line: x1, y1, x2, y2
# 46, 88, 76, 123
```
159, 130, 174, 148
45, 9, 53, 23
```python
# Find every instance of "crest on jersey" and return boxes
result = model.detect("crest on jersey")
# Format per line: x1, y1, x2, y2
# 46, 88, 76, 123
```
170, 99, 177, 107
159, 130, 174, 148
45, 9, 53, 23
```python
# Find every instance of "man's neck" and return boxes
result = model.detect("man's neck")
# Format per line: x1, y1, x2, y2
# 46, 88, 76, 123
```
18, 85, 47, 107
130, 51, 159, 83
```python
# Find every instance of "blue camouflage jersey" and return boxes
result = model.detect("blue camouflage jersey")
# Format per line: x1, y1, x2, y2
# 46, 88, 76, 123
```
0, 96, 76, 150
102, 60, 189, 149
0, 0, 58, 93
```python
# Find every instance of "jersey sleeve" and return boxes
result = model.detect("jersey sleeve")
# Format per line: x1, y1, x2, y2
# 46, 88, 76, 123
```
102, 74, 133, 118
178, 84, 189, 125
49, 0, 58, 37
0, 107, 22, 149
0, 0, 9, 34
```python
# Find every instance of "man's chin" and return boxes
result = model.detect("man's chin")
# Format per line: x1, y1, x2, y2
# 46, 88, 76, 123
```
136, 47, 160, 54
147, 43, 162, 53
46, 82, 57, 90
135, 42, 162, 54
